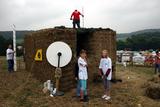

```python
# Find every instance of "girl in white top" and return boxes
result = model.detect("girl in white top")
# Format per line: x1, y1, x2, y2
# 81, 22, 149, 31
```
78, 57, 88, 80
78, 49, 89, 102
99, 50, 112, 101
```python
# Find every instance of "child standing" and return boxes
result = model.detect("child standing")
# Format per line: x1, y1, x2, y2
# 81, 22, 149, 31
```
99, 50, 112, 101
78, 49, 89, 102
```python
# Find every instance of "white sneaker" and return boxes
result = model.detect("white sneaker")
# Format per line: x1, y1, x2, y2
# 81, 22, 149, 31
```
50, 94, 54, 97
52, 88, 57, 94
105, 96, 111, 100
102, 95, 107, 99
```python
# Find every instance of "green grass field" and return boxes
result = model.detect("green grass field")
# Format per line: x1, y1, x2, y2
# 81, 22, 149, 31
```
116, 64, 155, 76
0, 56, 8, 70
0, 56, 24, 71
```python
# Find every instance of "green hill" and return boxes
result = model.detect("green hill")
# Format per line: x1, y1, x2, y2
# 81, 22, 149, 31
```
0, 29, 160, 53
0, 31, 33, 44
117, 30, 160, 50
117, 29, 160, 41
1, 29, 160, 42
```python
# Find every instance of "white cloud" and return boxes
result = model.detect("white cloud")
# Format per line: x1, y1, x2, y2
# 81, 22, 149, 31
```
0, 0, 160, 32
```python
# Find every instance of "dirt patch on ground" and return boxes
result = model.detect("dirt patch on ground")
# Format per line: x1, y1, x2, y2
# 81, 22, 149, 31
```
0, 65, 160, 107
144, 75, 160, 100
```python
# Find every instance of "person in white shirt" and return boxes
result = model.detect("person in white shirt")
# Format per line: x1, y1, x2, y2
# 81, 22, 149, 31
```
6, 44, 15, 73
99, 50, 112, 101
78, 49, 89, 102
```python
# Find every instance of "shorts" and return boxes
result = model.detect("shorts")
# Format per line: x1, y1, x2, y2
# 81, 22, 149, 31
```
103, 77, 111, 90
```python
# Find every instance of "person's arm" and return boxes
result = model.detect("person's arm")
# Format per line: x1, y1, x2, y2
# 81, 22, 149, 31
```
99, 69, 103, 76
79, 59, 87, 67
84, 58, 88, 67
105, 69, 111, 77
70, 12, 74, 20
99, 59, 103, 76
105, 58, 112, 77
79, 62, 87, 67
7, 49, 14, 55
79, 12, 84, 17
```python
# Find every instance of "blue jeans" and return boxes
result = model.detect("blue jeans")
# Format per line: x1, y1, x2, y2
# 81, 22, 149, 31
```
155, 64, 160, 74
7, 60, 14, 72
73, 20, 80, 28
79, 80, 87, 96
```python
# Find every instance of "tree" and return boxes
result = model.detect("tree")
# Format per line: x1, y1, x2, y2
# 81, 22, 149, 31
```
117, 40, 126, 50
117, 32, 160, 51
0, 35, 12, 56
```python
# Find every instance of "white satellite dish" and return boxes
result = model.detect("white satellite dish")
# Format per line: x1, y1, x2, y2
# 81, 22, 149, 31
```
46, 41, 72, 67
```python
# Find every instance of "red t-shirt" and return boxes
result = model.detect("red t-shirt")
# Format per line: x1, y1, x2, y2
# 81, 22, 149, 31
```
155, 54, 160, 64
71, 11, 81, 20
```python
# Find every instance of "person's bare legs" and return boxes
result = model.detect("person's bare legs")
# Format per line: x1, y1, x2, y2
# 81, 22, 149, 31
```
105, 89, 110, 97
80, 90, 84, 100
104, 80, 111, 100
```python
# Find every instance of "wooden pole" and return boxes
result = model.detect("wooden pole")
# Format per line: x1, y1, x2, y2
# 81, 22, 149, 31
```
82, 7, 84, 28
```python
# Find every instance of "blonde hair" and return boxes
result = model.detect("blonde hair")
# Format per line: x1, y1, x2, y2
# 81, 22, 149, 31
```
101, 50, 108, 58
102, 50, 108, 53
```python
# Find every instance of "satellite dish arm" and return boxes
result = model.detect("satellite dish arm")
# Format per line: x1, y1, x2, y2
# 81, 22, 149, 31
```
57, 52, 62, 68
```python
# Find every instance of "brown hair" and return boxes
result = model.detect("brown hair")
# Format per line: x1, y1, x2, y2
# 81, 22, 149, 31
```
80, 49, 86, 55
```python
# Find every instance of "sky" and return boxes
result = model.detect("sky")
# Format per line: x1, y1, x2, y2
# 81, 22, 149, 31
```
0, 0, 160, 33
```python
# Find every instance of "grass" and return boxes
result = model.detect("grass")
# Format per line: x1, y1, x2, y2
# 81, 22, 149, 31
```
0, 56, 160, 107
0, 56, 8, 70
0, 56, 24, 71
116, 64, 155, 76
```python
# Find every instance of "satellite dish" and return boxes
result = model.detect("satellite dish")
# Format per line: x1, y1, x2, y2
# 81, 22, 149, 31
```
46, 41, 72, 67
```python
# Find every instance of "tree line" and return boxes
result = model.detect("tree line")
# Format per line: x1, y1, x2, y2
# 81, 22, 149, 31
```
1, 32, 160, 56
0, 35, 23, 56
0, 35, 12, 56
117, 32, 160, 51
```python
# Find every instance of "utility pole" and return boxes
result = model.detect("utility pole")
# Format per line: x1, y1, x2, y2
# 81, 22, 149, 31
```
82, 7, 84, 28
12, 24, 17, 71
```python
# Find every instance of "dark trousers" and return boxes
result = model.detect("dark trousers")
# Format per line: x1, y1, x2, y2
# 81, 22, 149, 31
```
76, 79, 81, 96
155, 64, 160, 74
73, 20, 80, 28
7, 60, 14, 72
